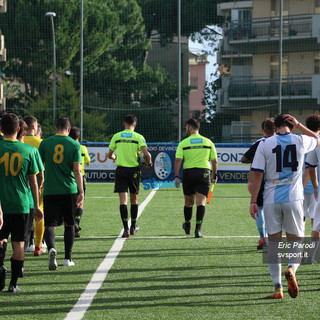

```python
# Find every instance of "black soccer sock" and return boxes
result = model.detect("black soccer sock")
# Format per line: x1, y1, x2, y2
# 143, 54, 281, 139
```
184, 206, 193, 223
10, 258, 24, 287
64, 226, 75, 260
196, 205, 205, 230
0, 242, 7, 266
75, 208, 83, 225
44, 227, 55, 251
120, 205, 129, 230
131, 204, 138, 228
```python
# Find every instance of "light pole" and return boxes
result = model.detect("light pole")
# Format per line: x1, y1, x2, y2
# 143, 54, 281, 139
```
46, 12, 57, 126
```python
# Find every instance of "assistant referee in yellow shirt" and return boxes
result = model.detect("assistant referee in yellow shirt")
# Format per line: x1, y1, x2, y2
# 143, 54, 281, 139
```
174, 119, 218, 238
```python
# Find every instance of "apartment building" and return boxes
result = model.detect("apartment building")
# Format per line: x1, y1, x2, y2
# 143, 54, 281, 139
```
217, 0, 320, 141
0, 0, 6, 110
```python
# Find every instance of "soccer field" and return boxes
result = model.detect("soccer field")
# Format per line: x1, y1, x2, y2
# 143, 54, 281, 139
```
1, 183, 320, 320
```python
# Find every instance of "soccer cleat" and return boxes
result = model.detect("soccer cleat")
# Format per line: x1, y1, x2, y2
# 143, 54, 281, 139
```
130, 225, 140, 236
285, 267, 299, 298
34, 246, 45, 256
48, 248, 58, 270
0, 265, 7, 291
25, 244, 35, 252
195, 229, 204, 238
63, 259, 75, 267
122, 229, 130, 238
75, 224, 81, 238
7, 285, 21, 293
182, 222, 191, 235
257, 238, 265, 250
268, 287, 283, 299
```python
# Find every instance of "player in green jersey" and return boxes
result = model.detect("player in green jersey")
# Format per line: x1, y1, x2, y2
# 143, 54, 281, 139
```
39, 117, 84, 270
0, 113, 43, 293
107, 114, 152, 237
174, 119, 218, 238
69, 126, 91, 237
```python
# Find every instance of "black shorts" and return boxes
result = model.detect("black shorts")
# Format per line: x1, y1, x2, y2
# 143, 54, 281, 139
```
114, 166, 141, 194
0, 213, 28, 242
182, 168, 211, 197
44, 194, 78, 227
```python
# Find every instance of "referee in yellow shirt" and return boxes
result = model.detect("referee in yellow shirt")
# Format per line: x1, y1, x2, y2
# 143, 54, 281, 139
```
174, 119, 218, 238
107, 114, 152, 238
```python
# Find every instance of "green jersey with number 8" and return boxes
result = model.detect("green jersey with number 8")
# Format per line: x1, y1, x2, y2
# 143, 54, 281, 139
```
39, 134, 82, 195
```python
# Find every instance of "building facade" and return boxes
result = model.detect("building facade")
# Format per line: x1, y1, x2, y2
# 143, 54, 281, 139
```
217, 0, 320, 141
188, 52, 208, 118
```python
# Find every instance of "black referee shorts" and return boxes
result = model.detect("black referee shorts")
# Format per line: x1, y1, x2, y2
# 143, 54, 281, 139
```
0, 213, 28, 242
114, 166, 141, 194
182, 168, 211, 197
44, 194, 78, 227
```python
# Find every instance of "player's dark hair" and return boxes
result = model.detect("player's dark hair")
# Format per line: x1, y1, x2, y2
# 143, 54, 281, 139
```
185, 118, 200, 130
17, 120, 27, 141
69, 126, 80, 140
124, 114, 137, 125
23, 115, 37, 130
263, 118, 275, 135
305, 114, 320, 132
261, 120, 266, 130
1, 113, 19, 136
274, 114, 293, 130
56, 116, 71, 130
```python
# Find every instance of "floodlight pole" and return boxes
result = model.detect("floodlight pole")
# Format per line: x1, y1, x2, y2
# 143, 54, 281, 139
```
46, 12, 57, 126
80, 0, 84, 142
278, 0, 283, 114
178, 0, 182, 142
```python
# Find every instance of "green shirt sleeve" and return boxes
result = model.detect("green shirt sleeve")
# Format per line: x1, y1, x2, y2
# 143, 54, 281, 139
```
109, 135, 116, 151
138, 134, 147, 149
175, 142, 183, 159
82, 145, 90, 165
210, 142, 217, 161
73, 143, 82, 163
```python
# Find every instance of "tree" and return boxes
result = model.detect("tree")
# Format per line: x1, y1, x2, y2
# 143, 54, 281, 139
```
137, 0, 223, 42
28, 76, 107, 141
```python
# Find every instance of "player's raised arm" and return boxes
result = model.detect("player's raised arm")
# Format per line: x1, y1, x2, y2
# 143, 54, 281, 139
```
284, 114, 320, 145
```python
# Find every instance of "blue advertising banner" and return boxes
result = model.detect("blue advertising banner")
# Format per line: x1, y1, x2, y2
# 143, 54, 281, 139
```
84, 143, 252, 184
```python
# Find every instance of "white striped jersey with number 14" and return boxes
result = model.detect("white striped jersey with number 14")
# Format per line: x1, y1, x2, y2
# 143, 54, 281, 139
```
251, 132, 318, 205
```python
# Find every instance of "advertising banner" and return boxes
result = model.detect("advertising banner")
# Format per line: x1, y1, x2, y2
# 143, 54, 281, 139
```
84, 143, 252, 184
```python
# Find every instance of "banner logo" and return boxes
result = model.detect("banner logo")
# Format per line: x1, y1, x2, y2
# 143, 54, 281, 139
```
154, 152, 171, 180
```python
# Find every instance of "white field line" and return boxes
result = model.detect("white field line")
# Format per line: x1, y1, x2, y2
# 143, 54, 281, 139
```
64, 189, 158, 320
56, 235, 259, 239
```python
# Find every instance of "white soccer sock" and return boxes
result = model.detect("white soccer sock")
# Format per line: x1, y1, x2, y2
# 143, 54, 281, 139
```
288, 239, 303, 273
268, 240, 281, 287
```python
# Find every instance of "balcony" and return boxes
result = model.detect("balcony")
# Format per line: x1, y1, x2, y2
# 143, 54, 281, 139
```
227, 14, 320, 51
228, 75, 312, 100
217, 74, 320, 110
